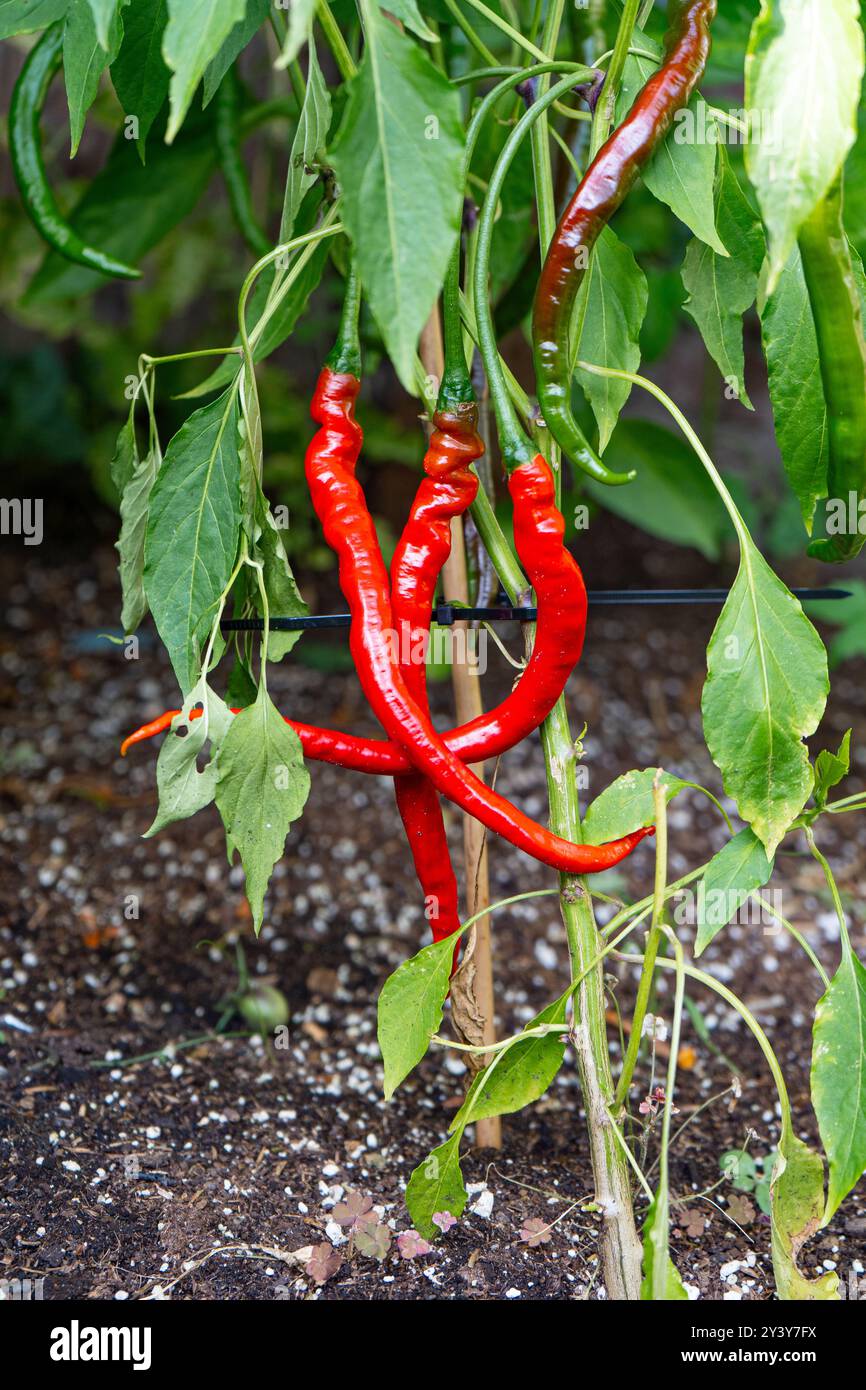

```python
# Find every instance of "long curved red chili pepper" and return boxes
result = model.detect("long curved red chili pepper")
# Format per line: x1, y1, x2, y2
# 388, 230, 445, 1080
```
532, 0, 716, 466
304, 364, 650, 875
390, 401, 482, 955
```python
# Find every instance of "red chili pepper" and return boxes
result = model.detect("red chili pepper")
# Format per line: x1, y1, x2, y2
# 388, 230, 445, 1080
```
532, 0, 716, 468
304, 363, 651, 874
391, 399, 482, 956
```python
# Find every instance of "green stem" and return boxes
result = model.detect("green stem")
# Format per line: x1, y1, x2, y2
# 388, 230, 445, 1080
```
316, 0, 356, 79
613, 775, 668, 1111
529, 0, 566, 255
804, 826, 851, 953
461, 0, 551, 61
441, 0, 498, 66
326, 262, 362, 376
754, 893, 831, 990
591, 0, 640, 156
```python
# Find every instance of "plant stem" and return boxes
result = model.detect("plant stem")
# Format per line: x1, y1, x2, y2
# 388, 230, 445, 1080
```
316, 0, 356, 78
613, 774, 668, 1111
461, 0, 551, 62
529, 0, 566, 256
591, 0, 640, 156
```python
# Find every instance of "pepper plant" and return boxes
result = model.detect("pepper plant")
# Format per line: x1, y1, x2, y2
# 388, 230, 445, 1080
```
6, 0, 866, 1301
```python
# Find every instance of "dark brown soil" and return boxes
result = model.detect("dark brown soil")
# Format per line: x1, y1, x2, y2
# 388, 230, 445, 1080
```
1, 542, 865, 1302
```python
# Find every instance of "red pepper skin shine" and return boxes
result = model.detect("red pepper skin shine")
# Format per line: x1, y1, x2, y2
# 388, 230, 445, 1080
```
532, 0, 716, 466
304, 367, 651, 875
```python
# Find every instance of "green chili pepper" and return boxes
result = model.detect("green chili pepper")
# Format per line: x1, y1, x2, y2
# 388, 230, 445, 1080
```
799, 179, 866, 564
215, 68, 272, 260
9, 23, 141, 281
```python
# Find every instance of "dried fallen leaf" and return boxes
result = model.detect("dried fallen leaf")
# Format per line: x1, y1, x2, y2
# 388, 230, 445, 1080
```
432, 1211, 457, 1234
396, 1229, 432, 1260
520, 1217, 552, 1247
677, 1208, 706, 1239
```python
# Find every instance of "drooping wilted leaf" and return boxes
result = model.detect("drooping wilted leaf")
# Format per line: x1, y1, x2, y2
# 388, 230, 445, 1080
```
405, 1133, 467, 1240
811, 940, 866, 1223
573, 227, 648, 451
145, 679, 232, 835
117, 447, 159, 634
769, 1130, 839, 1300
378, 935, 456, 1100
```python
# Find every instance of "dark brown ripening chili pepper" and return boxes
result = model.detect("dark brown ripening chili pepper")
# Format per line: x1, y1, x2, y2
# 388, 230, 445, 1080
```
304, 271, 650, 875
532, 0, 716, 473
9, 23, 141, 281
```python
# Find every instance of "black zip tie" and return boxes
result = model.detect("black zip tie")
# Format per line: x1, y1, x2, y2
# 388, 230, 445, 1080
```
219, 588, 851, 632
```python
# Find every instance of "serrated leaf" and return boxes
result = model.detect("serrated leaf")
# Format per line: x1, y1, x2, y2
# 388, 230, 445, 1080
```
587, 420, 729, 561
0, 0, 68, 38
145, 679, 232, 835
682, 150, 765, 410
162, 0, 246, 143
641, 1197, 689, 1301
279, 38, 331, 240
329, 4, 464, 392
745, 0, 865, 291
694, 828, 775, 956
617, 43, 724, 254
572, 226, 648, 451
144, 386, 242, 695
117, 447, 159, 634
377, 935, 455, 1099
769, 1130, 839, 1300
813, 729, 851, 806
110, 0, 170, 156
584, 768, 687, 846
214, 688, 310, 932
64, 0, 124, 156
203, 0, 269, 105
405, 1133, 467, 1240
701, 537, 828, 855
811, 940, 866, 1222
449, 994, 569, 1131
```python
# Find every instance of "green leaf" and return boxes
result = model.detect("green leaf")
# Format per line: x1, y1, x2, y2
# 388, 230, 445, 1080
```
759, 246, 830, 531
745, 0, 865, 291
109, 402, 138, 496
701, 537, 828, 856
694, 828, 775, 956
572, 227, 648, 451
162, 0, 246, 143
84, 0, 118, 47
682, 150, 765, 410
144, 386, 242, 695
449, 994, 569, 1131
214, 687, 310, 932
377, 935, 455, 1100
405, 1133, 467, 1240
806, 581, 866, 666
641, 1197, 689, 1301
279, 39, 331, 240
587, 419, 729, 561
26, 105, 218, 301
110, 0, 170, 156
202, 0, 269, 105
813, 729, 851, 806
117, 447, 159, 634
254, 493, 308, 662
769, 1130, 839, 1300
811, 939, 866, 1222
0, 0, 68, 38
380, 0, 436, 42
584, 768, 687, 846
330, 4, 464, 393
145, 679, 232, 836
273, 0, 314, 71
617, 44, 725, 255
63, 0, 124, 156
